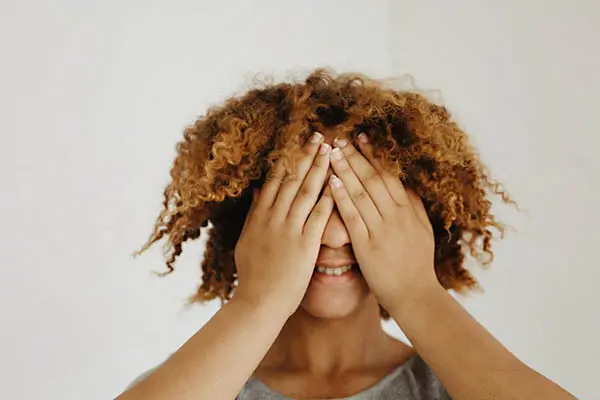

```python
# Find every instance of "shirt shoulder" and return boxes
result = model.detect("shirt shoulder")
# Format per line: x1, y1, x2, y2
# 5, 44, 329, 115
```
403, 355, 452, 400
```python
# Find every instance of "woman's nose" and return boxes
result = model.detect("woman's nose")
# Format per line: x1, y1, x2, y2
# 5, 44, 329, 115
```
320, 208, 351, 248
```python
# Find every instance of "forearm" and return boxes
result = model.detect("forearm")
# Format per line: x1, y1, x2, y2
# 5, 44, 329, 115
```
390, 284, 575, 400
118, 296, 289, 400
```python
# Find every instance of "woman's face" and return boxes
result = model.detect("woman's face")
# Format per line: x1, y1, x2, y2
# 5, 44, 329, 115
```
257, 131, 374, 320
254, 178, 372, 320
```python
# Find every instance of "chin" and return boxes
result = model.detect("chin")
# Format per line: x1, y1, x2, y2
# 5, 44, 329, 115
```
297, 273, 371, 320
299, 296, 364, 319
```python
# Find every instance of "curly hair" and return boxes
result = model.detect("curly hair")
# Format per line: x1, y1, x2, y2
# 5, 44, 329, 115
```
137, 69, 514, 318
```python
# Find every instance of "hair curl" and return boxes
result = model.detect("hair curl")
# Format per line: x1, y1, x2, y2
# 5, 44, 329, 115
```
137, 69, 514, 318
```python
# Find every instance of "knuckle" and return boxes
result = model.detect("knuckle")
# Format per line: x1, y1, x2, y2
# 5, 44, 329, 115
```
313, 197, 332, 217
346, 212, 360, 225
265, 217, 279, 230
298, 184, 312, 198
345, 149, 359, 161
363, 171, 380, 186
311, 205, 324, 218
307, 164, 320, 176
265, 173, 280, 185
352, 188, 369, 202
396, 203, 410, 213
302, 144, 314, 157
280, 177, 298, 191
335, 159, 349, 171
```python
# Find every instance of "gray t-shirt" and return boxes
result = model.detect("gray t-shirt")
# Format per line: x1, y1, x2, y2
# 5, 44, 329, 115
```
128, 354, 451, 399
237, 354, 451, 400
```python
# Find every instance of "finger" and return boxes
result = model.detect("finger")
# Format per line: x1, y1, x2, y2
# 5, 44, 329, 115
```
356, 133, 410, 207
406, 189, 433, 233
271, 132, 324, 219
333, 137, 397, 218
288, 141, 332, 226
240, 188, 261, 233
330, 143, 382, 231
304, 183, 334, 241
247, 187, 261, 218
251, 187, 260, 208
328, 174, 370, 241
258, 156, 287, 211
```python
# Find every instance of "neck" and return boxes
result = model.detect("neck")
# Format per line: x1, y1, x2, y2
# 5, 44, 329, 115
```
261, 295, 403, 376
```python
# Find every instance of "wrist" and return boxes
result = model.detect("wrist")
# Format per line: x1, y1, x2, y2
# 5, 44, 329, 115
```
386, 278, 448, 326
230, 288, 297, 320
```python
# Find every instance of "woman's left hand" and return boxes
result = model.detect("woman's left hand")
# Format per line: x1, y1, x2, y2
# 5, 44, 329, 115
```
328, 134, 439, 312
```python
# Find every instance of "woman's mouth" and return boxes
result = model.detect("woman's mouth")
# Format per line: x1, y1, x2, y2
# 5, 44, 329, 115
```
315, 264, 354, 276
311, 264, 359, 283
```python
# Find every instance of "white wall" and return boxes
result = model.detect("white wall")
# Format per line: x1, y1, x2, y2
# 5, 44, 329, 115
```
0, 1, 394, 399
384, 1, 599, 398
1, 0, 598, 399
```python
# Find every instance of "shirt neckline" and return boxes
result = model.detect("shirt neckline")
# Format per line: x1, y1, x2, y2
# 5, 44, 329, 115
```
246, 353, 418, 400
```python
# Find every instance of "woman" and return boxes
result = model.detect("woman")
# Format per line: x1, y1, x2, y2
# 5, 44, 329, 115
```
118, 70, 575, 399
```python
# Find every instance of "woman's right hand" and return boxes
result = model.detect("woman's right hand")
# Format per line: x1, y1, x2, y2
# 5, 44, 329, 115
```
234, 131, 334, 317
119, 134, 333, 400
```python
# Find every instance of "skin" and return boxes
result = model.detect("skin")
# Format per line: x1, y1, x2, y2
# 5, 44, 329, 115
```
118, 130, 576, 400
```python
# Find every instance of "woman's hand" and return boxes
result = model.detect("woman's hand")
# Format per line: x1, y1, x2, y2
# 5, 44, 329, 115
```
327, 133, 438, 313
234, 132, 334, 317
122, 137, 334, 400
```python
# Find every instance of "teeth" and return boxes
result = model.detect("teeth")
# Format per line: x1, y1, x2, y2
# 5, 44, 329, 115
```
316, 265, 353, 276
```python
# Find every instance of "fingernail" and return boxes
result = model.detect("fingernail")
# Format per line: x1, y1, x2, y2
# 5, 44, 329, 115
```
319, 142, 330, 155
311, 131, 323, 144
334, 138, 348, 148
330, 174, 342, 188
358, 133, 368, 144
331, 147, 343, 160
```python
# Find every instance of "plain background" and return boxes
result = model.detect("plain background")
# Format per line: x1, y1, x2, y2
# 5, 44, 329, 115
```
2, 1, 599, 399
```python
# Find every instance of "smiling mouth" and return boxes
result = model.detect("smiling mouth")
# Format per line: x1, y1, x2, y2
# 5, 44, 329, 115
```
313, 264, 359, 276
